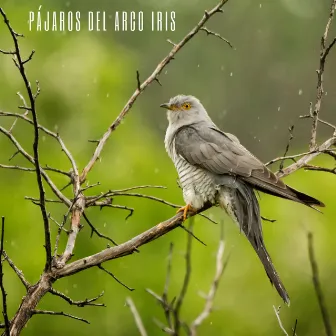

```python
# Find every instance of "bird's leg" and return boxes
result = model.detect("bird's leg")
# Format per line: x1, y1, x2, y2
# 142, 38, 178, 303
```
176, 203, 194, 221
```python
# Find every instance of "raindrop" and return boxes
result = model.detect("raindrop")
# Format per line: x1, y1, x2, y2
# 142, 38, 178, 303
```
230, 72, 233, 77
298, 89, 303, 95
103, 223, 106, 228
106, 93, 110, 98
87, 93, 90, 97
197, 64, 200, 68
154, 168, 160, 174
65, 1, 70, 7
277, 106, 281, 111
73, 284, 77, 289
259, 3, 262, 8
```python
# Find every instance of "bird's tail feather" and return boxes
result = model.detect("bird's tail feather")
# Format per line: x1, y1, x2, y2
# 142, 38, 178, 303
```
219, 182, 290, 304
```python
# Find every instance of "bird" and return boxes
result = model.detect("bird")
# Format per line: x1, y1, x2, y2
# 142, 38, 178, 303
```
161, 94, 325, 305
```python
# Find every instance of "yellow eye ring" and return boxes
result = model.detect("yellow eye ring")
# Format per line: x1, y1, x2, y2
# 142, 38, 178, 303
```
182, 102, 191, 110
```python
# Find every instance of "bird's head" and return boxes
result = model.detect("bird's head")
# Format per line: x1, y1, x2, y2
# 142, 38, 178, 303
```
160, 94, 211, 127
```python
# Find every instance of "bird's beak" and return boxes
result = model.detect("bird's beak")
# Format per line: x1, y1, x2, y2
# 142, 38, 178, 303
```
160, 103, 170, 110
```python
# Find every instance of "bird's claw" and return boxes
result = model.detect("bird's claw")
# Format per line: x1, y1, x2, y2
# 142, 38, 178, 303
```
176, 204, 193, 221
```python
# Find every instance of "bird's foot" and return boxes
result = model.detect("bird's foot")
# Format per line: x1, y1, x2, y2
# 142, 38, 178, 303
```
176, 204, 194, 221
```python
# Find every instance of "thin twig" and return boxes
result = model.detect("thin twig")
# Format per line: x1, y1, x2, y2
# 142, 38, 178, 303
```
49, 288, 105, 307
98, 264, 134, 291
0, 125, 70, 205
2, 251, 30, 289
279, 125, 294, 172
88, 191, 215, 224
82, 212, 118, 247
32, 309, 89, 324
173, 220, 194, 334
0, 217, 10, 336
0, 111, 78, 178
303, 164, 336, 175
0, 8, 52, 271
309, 0, 336, 150
162, 243, 174, 330
200, 26, 234, 48
273, 306, 289, 336
79, 0, 230, 183
179, 224, 206, 246
308, 232, 333, 336
54, 203, 212, 278
126, 297, 148, 336
190, 223, 228, 335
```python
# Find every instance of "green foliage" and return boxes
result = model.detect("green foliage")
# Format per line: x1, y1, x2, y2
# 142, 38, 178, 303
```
0, 0, 335, 335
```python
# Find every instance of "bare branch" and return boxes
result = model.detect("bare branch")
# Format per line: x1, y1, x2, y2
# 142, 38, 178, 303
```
32, 309, 89, 324
0, 8, 52, 271
54, 203, 212, 278
173, 220, 194, 334
79, 0, 230, 183
57, 194, 85, 266
190, 223, 228, 335
308, 232, 333, 336
273, 306, 289, 336
0, 111, 79, 178
309, 0, 336, 149
304, 164, 336, 175
126, 297, 148, 336
200, 26, 234, 48
279, 125, 294, 172
83, 212, 118, 247
179, 224, 207, 246
49, 288, 105, 307
162, 243, 174, 330
276, 137, 336, 178
98, 264, 134, 291
0, 217, 10, 336
0, 125, 70, 205
2, 251, 30, 291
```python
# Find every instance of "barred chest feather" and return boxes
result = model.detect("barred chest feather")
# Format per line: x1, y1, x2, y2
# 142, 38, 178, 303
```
165, 133, 217, 209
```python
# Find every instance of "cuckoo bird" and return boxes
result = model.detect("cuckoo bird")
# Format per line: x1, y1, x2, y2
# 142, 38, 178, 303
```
161, 94, 324, 304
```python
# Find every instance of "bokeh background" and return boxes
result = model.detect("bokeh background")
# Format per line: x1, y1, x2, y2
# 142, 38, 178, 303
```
0, 0, 336, 335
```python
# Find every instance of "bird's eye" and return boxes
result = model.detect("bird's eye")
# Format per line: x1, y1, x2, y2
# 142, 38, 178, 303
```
182, 102, 191, 110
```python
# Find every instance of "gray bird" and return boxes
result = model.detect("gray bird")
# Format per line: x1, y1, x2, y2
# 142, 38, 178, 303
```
161, 94, 324, 304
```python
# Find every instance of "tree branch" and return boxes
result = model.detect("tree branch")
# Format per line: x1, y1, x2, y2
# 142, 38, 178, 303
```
79, 0, 230, 183
54, 204, 211, 278
308, 232, 333, 336
190, 223, 228, 335
49, 288, 105, 307
0, 8, 52, 271
126, 297, 148, 336
0, 217, 10, 336
309, 0, 336, 150
31, 309, 89, 324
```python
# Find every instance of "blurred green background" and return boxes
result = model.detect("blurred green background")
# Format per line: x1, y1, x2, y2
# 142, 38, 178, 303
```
0, 0, 336, 335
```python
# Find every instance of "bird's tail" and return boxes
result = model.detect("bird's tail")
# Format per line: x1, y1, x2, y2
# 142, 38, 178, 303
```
219, 182, 290, 305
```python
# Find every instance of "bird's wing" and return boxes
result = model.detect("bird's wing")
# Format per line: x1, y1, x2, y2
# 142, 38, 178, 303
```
174, 124, 324, 207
